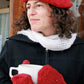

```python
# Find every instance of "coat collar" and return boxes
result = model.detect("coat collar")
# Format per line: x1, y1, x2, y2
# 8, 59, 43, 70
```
74, 36, 84, 45
7, 34, 84, 45
7, 34, 36, 43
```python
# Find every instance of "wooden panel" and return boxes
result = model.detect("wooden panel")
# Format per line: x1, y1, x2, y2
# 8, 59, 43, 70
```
0, 8, 9, 13
9, 0, 24, 36
79, 0, 84, 39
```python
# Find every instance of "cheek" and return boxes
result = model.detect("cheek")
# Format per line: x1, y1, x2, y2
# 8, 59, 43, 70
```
41, 10, 52, 19
41, 13, 53, 23
43, 16, 54, 27
43, 10, 53, 23
44, 7, 53, 16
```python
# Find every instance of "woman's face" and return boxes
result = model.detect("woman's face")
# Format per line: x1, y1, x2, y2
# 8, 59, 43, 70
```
26, 0, 54, 33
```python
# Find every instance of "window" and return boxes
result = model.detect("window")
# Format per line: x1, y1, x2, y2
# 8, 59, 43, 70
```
0, 8, 9, 52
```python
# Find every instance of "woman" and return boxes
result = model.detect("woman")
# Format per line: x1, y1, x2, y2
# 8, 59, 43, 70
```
0, 0, 84, 84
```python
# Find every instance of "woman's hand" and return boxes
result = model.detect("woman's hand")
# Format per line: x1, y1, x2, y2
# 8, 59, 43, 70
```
11, 73, 34, 84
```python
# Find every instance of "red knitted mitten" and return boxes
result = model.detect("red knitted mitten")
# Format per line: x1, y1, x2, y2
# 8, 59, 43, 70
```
11, 73, 34, 84
38, 65, 67, 84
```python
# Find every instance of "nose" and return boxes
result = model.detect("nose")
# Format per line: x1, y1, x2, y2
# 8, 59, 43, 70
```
28, 7, 37, 16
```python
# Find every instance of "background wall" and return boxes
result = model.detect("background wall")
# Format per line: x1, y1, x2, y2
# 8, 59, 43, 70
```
0, 0, 9, 9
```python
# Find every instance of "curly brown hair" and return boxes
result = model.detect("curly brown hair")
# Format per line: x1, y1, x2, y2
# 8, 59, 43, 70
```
13, 4, 76, 38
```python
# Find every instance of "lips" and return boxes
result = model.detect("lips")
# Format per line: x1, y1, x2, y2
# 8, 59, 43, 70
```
30, 19, 40, 23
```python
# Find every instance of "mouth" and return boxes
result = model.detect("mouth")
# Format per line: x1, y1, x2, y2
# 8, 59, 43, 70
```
30, 19, 40, 23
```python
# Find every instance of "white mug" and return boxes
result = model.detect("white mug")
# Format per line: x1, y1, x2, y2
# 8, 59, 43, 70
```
9, 64, 43, 84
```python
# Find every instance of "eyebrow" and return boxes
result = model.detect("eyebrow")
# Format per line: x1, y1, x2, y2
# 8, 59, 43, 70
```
26, 1, 40, 5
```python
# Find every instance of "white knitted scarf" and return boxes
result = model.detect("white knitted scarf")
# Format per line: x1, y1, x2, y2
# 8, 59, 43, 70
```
17, 29, 77, 51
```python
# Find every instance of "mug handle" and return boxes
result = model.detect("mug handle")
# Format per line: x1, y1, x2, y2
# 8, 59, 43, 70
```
9, 67, 18, 78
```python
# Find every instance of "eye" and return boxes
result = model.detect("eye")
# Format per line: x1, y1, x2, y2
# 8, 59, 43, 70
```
26, 6, 30, 10
37, 4, 42, 7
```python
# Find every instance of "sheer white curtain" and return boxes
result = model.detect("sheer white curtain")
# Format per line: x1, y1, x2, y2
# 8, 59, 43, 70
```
70, 0, 84, 38
70, 0, 82, 17
0, 12, 9, 51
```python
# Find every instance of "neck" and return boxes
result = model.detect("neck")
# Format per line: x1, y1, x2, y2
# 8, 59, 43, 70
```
40, 27, 56, 36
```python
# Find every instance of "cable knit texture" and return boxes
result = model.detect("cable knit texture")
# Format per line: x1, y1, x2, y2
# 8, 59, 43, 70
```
38, 65, 66, 84
17, 29, 77, 51
22, 0, 73, 8
11, 73, 34, 84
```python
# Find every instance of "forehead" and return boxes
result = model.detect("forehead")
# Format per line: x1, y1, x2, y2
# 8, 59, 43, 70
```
27, 0, 40, 4
28, 0, 39, 1
26, 0, 49, 7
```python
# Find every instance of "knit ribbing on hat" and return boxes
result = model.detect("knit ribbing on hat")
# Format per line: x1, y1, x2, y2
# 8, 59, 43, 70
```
22, 0, 73, 8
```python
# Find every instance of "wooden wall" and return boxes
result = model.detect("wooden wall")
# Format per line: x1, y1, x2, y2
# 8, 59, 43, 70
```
79, 0, 84, 39
9, 0, 24, 36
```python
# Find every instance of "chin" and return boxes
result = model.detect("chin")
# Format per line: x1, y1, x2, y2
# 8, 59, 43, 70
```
31, 27, 40, 32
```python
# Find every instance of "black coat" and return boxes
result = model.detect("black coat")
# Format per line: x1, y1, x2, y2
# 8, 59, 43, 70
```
0, 34, 84, 84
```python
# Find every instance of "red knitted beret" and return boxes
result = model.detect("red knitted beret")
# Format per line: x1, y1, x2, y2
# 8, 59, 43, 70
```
22, 0, 73, 8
